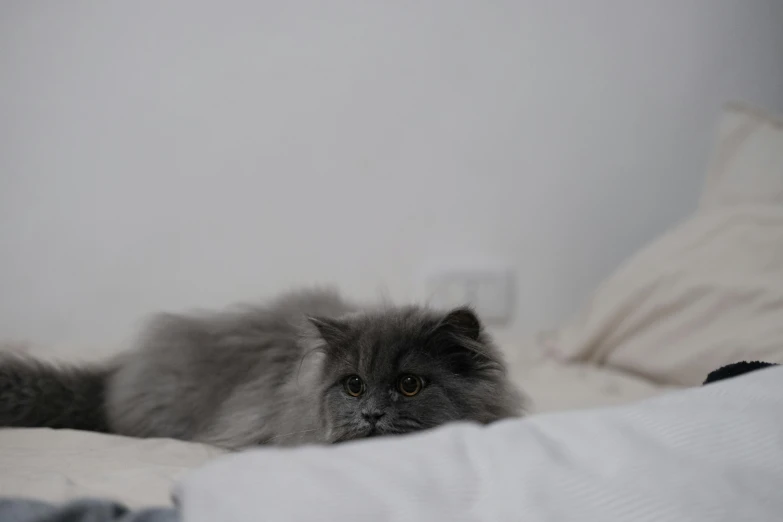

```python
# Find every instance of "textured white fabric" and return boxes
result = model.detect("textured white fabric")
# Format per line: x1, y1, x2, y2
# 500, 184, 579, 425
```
553, 102, 783, 386
0, 429, 226, 508
502, 337, 670, 412
553, 205, 783, 385
701, 101, 783, 210
176, 366, 783, 522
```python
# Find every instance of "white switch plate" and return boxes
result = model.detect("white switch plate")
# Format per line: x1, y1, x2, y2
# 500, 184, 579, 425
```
419, 260, 516, 326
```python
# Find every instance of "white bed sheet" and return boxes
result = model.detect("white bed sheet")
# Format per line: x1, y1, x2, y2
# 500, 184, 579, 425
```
177, 365, 783, 522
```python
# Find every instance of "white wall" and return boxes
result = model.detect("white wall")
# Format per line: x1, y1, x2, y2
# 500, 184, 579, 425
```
2, 1, 782, 349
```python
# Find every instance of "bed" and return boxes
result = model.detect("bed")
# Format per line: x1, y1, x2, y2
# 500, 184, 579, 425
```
0, 339, 669, 507
1, 101, 783, 512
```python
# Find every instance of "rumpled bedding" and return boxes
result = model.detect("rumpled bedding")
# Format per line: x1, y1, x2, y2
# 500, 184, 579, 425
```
2, 366, 780, 521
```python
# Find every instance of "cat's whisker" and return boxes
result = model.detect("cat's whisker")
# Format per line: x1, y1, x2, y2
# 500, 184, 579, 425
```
267, 428, 319, 442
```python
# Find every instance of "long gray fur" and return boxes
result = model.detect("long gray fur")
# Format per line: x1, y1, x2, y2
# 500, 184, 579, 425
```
0, 288, 523, 449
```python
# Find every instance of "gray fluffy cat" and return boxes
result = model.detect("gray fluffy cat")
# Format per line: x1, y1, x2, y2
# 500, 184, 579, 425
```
0, 289, 523, 449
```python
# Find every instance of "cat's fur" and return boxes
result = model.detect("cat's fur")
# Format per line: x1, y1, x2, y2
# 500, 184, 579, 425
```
0, 289, 523, 449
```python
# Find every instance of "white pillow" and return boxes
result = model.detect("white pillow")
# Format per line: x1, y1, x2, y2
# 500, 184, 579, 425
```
701, 101, 783, 210
550, 102, 783, 386
175, 366, 783, 522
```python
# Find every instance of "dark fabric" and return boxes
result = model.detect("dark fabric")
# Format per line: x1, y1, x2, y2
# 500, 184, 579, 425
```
703, 361, 779, 385
0, 499, 178, 522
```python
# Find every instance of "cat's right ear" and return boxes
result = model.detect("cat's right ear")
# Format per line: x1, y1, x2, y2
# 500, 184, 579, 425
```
306, 316, 350, 346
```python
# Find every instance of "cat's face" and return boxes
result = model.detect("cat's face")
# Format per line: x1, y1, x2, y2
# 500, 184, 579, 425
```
308, 306, 522, 443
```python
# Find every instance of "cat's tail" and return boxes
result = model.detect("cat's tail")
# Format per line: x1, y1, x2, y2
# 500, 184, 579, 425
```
0, 354, 111, 432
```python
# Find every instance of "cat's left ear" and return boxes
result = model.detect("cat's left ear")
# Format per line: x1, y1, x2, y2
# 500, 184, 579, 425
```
434, 306, 482, 341
430, 307, 500, 372
307, 316, 351, 346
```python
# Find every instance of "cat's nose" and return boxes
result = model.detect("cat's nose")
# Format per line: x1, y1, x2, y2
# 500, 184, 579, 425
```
361, 410, 386, 424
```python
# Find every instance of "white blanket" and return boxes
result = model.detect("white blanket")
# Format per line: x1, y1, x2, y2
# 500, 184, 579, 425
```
177, 366, 783, 522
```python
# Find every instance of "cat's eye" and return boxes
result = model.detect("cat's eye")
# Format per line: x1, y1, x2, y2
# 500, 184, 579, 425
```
397, 374, 422, 397
344, 375, 365, 397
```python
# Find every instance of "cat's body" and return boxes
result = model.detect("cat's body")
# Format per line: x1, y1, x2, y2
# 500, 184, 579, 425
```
0, 289, 523, 449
